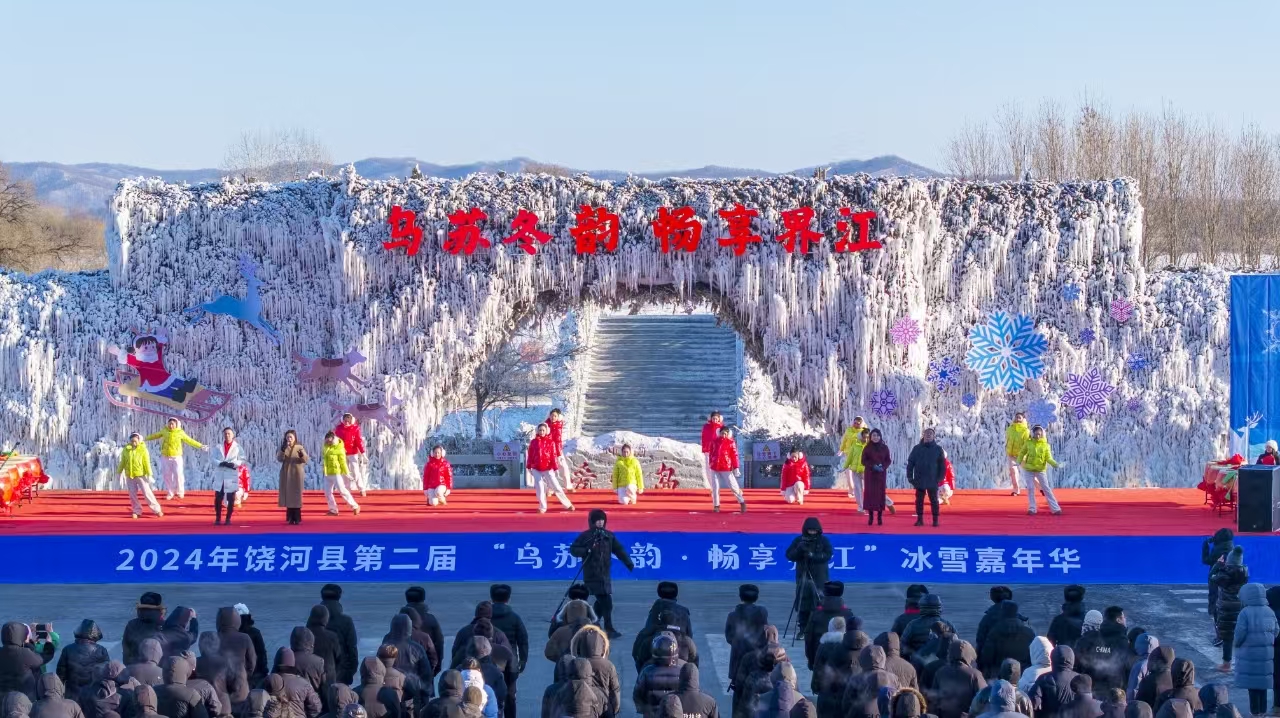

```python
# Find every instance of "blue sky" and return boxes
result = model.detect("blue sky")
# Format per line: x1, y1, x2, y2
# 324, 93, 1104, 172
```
3, 0, 1277, 171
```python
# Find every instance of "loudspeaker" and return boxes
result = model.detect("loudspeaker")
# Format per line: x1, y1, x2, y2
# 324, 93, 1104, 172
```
1237, 464, 1280, 533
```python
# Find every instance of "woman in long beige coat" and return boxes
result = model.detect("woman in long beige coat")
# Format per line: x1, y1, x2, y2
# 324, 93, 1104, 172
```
277, 429, 308, 524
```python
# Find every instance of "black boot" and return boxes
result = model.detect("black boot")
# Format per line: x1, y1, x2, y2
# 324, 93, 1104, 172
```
914, 517, 924, 527
867, 512, 875, 526
932, 513, 939, 527
215, 491, 224, 525
877, 511, 883, 526
224, 497, 234, 525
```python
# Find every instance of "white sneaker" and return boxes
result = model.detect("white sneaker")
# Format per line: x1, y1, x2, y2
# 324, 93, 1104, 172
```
166, 493, 175, 500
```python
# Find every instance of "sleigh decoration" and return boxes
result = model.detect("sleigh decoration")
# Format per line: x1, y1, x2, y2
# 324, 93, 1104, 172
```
103, 367, 231, 424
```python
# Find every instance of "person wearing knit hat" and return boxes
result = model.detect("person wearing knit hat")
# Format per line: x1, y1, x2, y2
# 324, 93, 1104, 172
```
1082, 610, 1104, 633
1258, 440, 1279, 466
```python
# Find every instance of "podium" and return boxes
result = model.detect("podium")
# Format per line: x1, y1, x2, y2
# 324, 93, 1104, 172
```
1237, 464, 1280, 533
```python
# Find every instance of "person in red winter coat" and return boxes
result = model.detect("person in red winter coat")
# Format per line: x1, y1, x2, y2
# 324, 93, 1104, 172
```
423, 445, 454, 506
707, 426, 747, 514
546, 409, 576, 491
939, 451, 956, 505
334, 414, 370, 496
1257, 440, 1279, 466
528, 423, 575, 514
780, 448, 811, 505
700, 412, 723, 486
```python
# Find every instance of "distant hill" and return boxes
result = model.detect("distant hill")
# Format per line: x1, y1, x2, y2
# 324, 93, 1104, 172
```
5, 155, 940, 217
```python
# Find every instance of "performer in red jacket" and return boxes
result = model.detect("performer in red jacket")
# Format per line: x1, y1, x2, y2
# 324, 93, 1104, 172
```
334, 413, 369, 496
546, 408, 575, 491
708, 426, 747, 513
939, 450, 956, 505
422, 445, 454, 506
780, 447, 812, 505
700, 411, 723, 486
528, 423, 575, 514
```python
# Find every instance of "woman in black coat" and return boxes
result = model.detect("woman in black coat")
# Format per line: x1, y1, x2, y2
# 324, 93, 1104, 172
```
1209, 547, 1247, 670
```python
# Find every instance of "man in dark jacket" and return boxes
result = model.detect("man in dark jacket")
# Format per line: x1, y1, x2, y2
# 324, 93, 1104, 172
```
32, 674, 85, 718
303, 607, 342, 687
122, 594, 165, 667
1049, 586, 1089, 648
318, 586, 358, 686
193, 635, 232, 717
124, 639, 164, 688
725, 586, 768, 651
468, 636, 516, 718
381, 614, 432, 705
784, 518, 832, 637
211, 609, 253, 705
1075, 607, 1133, 694
1136, 646, 1175, 708
674, 664, 717, 718
546, 601, 595, 663
873, 632, 918, 690
488, 585, 529, 674
1031, 645, 1080, 718
905, 428, 946, 527
273, 649, 322, 718
979, 601, 1035, 678
569, 509, 635, 639
423, 670, 464, 718
975, 587, 1014, 657
551, 658, 605, 718
1061, 675, 1103, 718
154, 657, 208, 718
633, 635, 684, 718
978, 679, 1025, 718
55, 620, 109, 698
404, 588, 446, 675
1201, 528, 1235, 622
633, 611, 697, 672
931, 641, 985, 718
452, 605, 507, 668
398, 608, 440, 678
645, 583, 694, 638
286, 629, 326, 698
901, 596, 953, 660
233, 605, 268, 685
802, 582, 856, 670
891, 585, 930, 637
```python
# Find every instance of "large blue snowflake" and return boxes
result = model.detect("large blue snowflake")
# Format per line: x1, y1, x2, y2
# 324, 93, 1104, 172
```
1078, 328, 1096, 346
1061, 367, 1116, 419
927, 357, 962, 391
964, 312, 1048, 392
1028, 398, 1059, 426
869, 389, 898, 417
1061, 283, 1082, 302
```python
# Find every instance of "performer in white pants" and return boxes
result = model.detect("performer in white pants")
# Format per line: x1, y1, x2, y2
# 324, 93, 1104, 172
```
528, 423, 575, 513
1019, 425, 1063, 515
117, 433, 163, 518
423, 445, 454, 506
700, 411, 724, 486
612, 443, 644, 505
334, 413, 370, 496
546, 408, 576, 491
321, 432, 361, 515
145, 417, 206, 500
780, 447, 810, 505
1004, 413, 1029, 496
707, 426, 747, 513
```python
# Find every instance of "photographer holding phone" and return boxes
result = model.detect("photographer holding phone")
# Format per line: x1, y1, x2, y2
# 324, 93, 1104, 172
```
0, 621, 55, 697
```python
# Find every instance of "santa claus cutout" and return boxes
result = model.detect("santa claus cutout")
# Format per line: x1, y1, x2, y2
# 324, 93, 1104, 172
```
108, 328, 198, 403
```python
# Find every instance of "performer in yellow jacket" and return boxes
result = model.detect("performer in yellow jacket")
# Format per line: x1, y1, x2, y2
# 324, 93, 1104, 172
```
1018, 425, 1063, 515
117, 433, 163, 519
1004, 413, 1029, 496
838, 417, 868, 506
145, 417, 207, 500
321, 432, 361, 516
612, 443, 644, 505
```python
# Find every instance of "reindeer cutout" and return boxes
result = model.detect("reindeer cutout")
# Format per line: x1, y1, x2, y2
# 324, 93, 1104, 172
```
329, 394, 403, 429
294, 348, 368, 392
183, 255, 281, 344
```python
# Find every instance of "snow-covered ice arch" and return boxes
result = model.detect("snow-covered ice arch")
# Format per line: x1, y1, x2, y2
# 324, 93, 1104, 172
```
0, 169, 1229, 489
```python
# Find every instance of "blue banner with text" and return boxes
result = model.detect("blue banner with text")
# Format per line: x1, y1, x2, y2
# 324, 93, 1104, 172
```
5, 532, 1277, 584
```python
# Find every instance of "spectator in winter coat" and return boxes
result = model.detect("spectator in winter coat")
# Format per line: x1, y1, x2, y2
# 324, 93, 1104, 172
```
4, 691, 32, 718
132, 685, 165, 718
154, 658, 208, 718
975, 588, 1015, 658
930, 641, 984, 718
1202, 529, 1235, 622
424, 670, 464, 718
1049, 586, 1089, 648
126, 639, 166, 688
318, 685, 358, 718
318, 587, 359, 686
272, 650, 322, 718
1127, 635, 1159, 701
888, 688, 932, 718
645, 583, 695, 638
161, 610, 199, 660
487, 585, 529, 674
55, 620, 109, 698
1126, 703, 1152, 718
86, 673, 126, 718
173, 652, 220, 718
1232, 583, 1278, 717
548, 588, 596, 640
0, 622, 55, 698
1100, 689, 1128, 718
1031, 645, 1080, 718
460, 686, 487, 718
658, 696, 683, 718
1060, 675, 1103, 718
284, 630, 325, 698
303, 608, 341, 688
756, 663, 801, 718
395, 608, 439, 680
209, 609, 253, 704
804, 582, 856, 669
846, 646, 898, 718
1155, 700, 1193, 718
123, 595, 166, 666
780, 449, 811, 505
1136, 646, 1175, 709
1020, 637, 1054, 696
192, 635, 233, 716
785, 519, 833, 637
354, 658, 397, 718
374, 645, 406, 709
970, 662, 1031, 718
231, 606, 268, 685
905, 428, 946, 526
1194, 684, 1229, 718
790, 699, 816, 718
979, 602, 1035, 678
674, 664, 718, 718
725, 586, 768, 653
732, 625, 779, 710
551, 659, 605, 718
891, 586, 931, 638
31, 674, 85, 718
810, 619, 848, 693
570, 625, 620, 718
542, 656, 575, 718
1268, 586, 1280, 715
873, 632, 919, 691
1211, 548, 1249, 670
465, 639, 511, 717
404, 588, 447, 675
976, 679, 1023, 718
1076, 608, 1134, 694
384, 614, 433, 700
634, 612, 697, 672
1154, 660, 1201, 715
902, 596, 953, 660
634, 635, 685, 718
812, 632, 867, 718
459, 668, 497, 718
546, 602, 594, 664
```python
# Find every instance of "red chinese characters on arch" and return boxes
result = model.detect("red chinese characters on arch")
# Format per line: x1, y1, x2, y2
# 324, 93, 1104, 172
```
717, 204, 761, 257
502, 209, 553, 255
384, 205, 424, 257
835, 208, 881, 253
445, 208, 490, 256
651, 206, 703, 253
777, 206, 823, 254
571, 205, 620, 255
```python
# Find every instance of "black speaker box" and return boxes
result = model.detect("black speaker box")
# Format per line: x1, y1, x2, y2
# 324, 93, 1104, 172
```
1237, 464, 1280, 533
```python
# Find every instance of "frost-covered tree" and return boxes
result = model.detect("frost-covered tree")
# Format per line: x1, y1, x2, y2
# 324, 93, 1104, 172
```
468, 326, 583, 437
0, 162, 34, 226
222, 128, 332, 183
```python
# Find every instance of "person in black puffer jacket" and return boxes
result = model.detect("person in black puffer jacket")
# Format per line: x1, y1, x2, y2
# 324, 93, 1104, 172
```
730, 624, 773, 698
674, 664, 717, 718
814, 632, 868, 718
211, 609, 254, 702
1031, 645, 1079, 718
488, 585, 529, 675
785, 518, 832, 637
1154, 660, 1201, 715
1049, 586, 1089, 648
634, 635, 685, 718
737, 646, 786, 718
1193, 684, 1229, 718
891, 586, 930, 638
874, 632, 918, 691
232, 606, 268, 686
915, 627, 957, 692
404, 588, 446, 676
633, 612, 697, 673
1060, 675, 1102, 718
975, 588, 1014, 658
397, 608, 439, 682
543, 655, 575, 718
56, 621, 109, 698
930, 641, 985, 718
902, 597, 953, 661
1075, 608, 1134, 695
569, 625, 620, 718
979, 602, 1034, 678
644, 583, 695, 638
1202, 528, 1235, 622
303, 608, 341, 688
803, 583, 857, 670
424, 670, 464, 718
125, 639, 165, 688
466, 638, 512, 716
32, 674, 86, 718
0, 622, 55, 699
725, 586, 768, 652
551, 659, 605, 718
318, 587, 358, 687
122, 595, 165, 667
1209, 547, 1247, 668
154, 657, 207, 718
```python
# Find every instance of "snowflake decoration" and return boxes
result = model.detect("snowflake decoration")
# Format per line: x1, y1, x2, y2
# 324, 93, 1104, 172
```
926, 357, 962, 391
1110, 298, 1135, 323
869, 389, 898, 417
1061, 283, 1081, 302
1028, 398, 1059, 426
1127, 353, 1149, 372
1078, 328, 1096, 346
964, 312, 1048, 393
961, 393, 977, 408
1060, 368, 1116, 419
1265, 310, 1280, 354
889, 317, 922, 346
1126, 397, 1145, 413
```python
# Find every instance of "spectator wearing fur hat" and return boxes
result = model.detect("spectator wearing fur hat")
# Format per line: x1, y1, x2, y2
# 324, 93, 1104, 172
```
892, 586, 930, 638
122, 593, 166, 666
803, 581, 856, 670
645, 583, 693, 638
487, 585, 528, 674
318, 586, 358, 685
725, 585, 768, 651
548, 586, 596, 639
1049, 586, 1089, 647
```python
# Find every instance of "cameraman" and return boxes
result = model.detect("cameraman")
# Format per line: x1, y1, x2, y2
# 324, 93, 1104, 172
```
0, 622, 55, 698
784, 517, 832, 635
569, 509, 635, 639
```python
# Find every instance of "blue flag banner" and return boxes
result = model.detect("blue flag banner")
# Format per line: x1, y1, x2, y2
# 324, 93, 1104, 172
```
1230, 274, 1280, 458
3, 532, 1276, 584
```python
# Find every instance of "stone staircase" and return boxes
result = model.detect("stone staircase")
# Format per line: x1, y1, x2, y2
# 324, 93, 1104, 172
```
579, 315, 742, 444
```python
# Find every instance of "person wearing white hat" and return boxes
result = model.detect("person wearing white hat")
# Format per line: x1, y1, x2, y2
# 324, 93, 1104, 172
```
1257, 440, 1279, 466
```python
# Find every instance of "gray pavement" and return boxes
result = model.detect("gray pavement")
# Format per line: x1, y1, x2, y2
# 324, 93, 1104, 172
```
3, 581, 1249, 716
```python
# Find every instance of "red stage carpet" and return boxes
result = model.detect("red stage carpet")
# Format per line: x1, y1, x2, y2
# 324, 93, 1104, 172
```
0, 488, 1232, 536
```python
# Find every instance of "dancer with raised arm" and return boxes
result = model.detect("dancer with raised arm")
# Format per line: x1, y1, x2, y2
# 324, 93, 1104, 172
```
528, 423, 575, 514
700, 411, 723, 486
707, 426, 747, 514
145, 417, 206, 500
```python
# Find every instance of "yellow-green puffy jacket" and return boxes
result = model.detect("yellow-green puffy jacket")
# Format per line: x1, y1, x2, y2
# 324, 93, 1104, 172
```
145, 427, 204, 457
1019, 437, 1059, 473
842, 438, 868, 472
1005, 421, 1030, 459
612, 456, 644, 490
322, 442, 350, 476
117, 444, 152, 479
838, 426, 863, 456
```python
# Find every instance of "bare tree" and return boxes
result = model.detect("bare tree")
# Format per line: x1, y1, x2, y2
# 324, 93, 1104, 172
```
1188, 122, 1231, 264
1073, 97, 1118, 180
994, 103, 1033, 180
222, 128, 332, 183
944, 120, 1000, 180
523, 161, 573, 177
469, 327, 584, 437
1031, 100, 1072, 181
1118, 112, 1160, 263
1156, 107, 1193, 266
0, 162, 35, 225
1235, 124, 1280, 266
0, 205, 105, 272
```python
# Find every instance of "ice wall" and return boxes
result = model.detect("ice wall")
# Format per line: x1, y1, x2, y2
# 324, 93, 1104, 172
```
0, 170, 1229, 489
